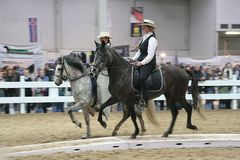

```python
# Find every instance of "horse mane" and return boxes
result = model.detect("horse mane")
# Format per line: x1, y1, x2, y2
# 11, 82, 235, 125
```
105, 45, 130, 67
63, 55, 86, 73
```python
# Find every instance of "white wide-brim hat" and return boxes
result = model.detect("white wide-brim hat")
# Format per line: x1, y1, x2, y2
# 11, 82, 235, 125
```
141, 19, 155, 29
97, 32, 111, 38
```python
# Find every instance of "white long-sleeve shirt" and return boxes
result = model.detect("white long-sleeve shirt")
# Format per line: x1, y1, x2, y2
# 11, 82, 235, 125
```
132, 32, 158, 65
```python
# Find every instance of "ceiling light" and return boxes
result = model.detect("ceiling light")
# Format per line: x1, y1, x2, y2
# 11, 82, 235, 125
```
225, 31, 240, 35
160, 53, 166, 58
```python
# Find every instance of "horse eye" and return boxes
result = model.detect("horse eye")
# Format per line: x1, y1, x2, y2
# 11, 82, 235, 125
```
58, 68, 62, 70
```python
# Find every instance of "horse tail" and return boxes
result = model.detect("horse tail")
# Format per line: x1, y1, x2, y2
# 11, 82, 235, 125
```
145, 100, 159, 126
185, 70, 205, 119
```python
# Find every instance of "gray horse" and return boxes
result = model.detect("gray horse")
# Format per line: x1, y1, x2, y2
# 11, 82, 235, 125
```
54, 54, 146, 138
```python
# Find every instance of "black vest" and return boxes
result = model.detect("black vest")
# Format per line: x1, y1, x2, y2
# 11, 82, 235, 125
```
138, 34, 156, 66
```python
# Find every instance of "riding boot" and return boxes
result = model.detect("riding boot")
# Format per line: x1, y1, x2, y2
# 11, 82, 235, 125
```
139, 80, 149, 108
138, 63, 153, 108
142, 89, 149, 107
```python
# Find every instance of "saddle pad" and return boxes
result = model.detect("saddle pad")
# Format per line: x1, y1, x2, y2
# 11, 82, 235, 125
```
131, 67, 163, 92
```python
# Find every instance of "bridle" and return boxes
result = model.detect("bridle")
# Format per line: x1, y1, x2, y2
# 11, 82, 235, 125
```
91, 46, 113, 77
91, 47, 131, 77
55, 58, 68, 81
55, 57, 91, 82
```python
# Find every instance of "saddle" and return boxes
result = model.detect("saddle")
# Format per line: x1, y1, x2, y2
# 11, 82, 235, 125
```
131, 66, 163, 93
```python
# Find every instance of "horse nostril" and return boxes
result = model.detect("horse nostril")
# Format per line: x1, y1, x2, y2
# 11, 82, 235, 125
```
90, 66, 97, 73
90, 72, 95, 78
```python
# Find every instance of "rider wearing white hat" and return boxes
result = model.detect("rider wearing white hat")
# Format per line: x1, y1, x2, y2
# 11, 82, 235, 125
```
129, 19, 158, 106
97, 32, 111, 46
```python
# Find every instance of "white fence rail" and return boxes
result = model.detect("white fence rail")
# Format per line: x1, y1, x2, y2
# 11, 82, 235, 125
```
0, 76, 239, 114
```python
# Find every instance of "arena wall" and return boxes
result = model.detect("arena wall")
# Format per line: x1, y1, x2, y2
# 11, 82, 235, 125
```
0, 0, 239, 59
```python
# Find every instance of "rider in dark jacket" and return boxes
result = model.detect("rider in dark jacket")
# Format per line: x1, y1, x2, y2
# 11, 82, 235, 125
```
129, 19, 158, 107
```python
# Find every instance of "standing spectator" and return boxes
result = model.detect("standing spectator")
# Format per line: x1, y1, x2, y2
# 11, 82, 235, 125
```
53, 88, 65, 112
3, 67, 19, 114
44, 64, 55, 81
192, 65, 206, 81
204, 68, 215, 110
155, 100, 165, 111
218, 72, 231, 109
233, 64, 240, 80
219, 63, 234, 109
34, 68, 49, 113
233, 64, 240, 108
24, 68, 34, 113
222, 63, 233, 80
192, 65, 206, 93
0, 68, 5, 113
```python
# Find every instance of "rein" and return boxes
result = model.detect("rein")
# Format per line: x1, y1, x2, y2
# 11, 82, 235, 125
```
68, 72, 91, 81
90, 64, 131, 70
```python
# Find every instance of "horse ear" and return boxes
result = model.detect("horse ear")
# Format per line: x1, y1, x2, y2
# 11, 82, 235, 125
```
94, 40, 100, 47
60, 55, 63, 63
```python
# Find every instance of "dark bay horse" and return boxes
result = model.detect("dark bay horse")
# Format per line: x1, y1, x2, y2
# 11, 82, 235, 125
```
91, 41, 203, 138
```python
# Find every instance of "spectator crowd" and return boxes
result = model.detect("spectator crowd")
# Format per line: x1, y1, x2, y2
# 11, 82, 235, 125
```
155, 62, 240, 111
0, 63, 64, 114
181, 62, 239, 110
0, 62, 240, 114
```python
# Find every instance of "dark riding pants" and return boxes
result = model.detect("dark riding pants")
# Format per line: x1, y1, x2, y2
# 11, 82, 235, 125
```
138, 63, 155, 104
90, 77, 98, 107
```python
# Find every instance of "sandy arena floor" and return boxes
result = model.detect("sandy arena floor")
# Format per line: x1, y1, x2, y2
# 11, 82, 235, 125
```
0, 110, 240, 160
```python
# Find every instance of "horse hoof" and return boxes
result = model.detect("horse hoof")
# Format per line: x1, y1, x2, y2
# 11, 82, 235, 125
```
162, 132, 169, 138
130, 134, 137, 139
101, 121, 107, 128
140, 129, 146, 136
81, 135, 89, 139
187, 125, 198, 130
78, 123, 82, 128
112, 132, 117, 136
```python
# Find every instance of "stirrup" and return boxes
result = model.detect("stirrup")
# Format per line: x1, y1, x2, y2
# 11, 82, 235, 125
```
139, 98, 145, 107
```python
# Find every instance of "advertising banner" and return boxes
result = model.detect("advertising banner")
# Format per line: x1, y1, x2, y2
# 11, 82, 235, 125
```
130, 7, 143, 37
29, 18, 38, 43
0, 44, 43, 69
